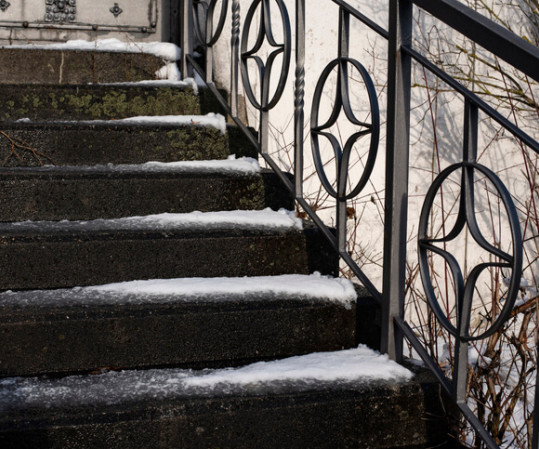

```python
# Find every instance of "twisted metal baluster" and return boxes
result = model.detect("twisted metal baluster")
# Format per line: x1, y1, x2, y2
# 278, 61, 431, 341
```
230, 0, 240, 118
294, 0, 305, 198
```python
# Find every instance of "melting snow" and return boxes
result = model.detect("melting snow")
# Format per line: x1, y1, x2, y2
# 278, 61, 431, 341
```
115, 113, 226, 134
24, 156, 261, 174
108, 156, 260, 173
0, 346, 413, 410
98, 78, 199, 94
5, 208, 302, 233
13, 113, 227, 135
0, 38, 182, 61
155, 62, 182, 82
0, 273, 356, 308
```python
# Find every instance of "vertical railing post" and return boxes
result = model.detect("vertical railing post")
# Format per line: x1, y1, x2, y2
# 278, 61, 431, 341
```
230, 0, 240, 118
205, 7, 214, 84
180, 0, 194, 79
382, 0, 412, 361
533, 352, 539, 449
294, 0, 305, 199
454, 98, 478, 402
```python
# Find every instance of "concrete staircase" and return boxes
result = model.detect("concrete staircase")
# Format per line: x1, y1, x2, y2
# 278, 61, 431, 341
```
0, 46, 452, 448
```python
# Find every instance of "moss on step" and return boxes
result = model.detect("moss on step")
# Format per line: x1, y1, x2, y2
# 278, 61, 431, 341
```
0, 124, 231, 167
0, 49, 165, 85
0, 86, 200, 121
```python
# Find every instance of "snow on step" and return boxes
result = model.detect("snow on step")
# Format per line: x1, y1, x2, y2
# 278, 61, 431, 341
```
16, 112, 227, 135
0, 273, 356, 308
115, 113, 226, 134
0, 38, 182, 61
81, 156, 260, 173
3, 156, 261, 175
98, 78, 200, 94
5, 208, 302, 233
0, 346, 413, 410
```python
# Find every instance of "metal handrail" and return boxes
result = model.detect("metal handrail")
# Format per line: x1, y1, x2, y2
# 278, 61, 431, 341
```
180, 1, 539, 447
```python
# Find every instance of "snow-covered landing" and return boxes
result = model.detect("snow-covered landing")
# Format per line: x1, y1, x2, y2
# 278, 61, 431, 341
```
16, 112, 227, 135
0, 346, 413, 410
5, 208, 302, 233
3, 156, 260, 175
0, 273, 356, 308
0, 38, 181, 61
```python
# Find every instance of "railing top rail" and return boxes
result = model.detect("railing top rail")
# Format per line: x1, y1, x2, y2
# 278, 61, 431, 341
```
330, 0, 538, 83
330, 0, 389, 39
412, 0, 539, 83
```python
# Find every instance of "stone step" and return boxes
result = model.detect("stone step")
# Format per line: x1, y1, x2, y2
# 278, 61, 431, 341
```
0, 211, 337, 290
0, 164, 292, 221
0, 348, 450, 449
0, 83, 201, 121
0, 48, 169, 85
0, 119, 256, 167
0, 274, 363, 377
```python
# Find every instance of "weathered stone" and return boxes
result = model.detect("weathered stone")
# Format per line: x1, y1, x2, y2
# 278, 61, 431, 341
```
0, 50, 166, 85
0, 85, 200, 121
0, 169, 293, 221
0, 223, 338, 290
0, 295, 356, 376
0, 123, 230, 166
0, 368, 451, 449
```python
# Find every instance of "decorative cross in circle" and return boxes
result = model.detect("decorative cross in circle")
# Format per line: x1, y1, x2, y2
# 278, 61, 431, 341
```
0, 0, 10, 12
110, 2, 122, 17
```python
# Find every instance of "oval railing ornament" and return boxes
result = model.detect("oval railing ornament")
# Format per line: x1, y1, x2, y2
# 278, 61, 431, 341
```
418, 161, 523, 342
193, 0, 229, 48
310, 57, 379, 202
240, 0, 291, 112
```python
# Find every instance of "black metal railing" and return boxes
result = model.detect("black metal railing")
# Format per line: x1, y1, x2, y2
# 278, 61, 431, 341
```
179, 1, 539, 447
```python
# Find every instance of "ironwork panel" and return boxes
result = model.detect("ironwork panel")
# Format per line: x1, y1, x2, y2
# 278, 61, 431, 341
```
0, 0, 159, 37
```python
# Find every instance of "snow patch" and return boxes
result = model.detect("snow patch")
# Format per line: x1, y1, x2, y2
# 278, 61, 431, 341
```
98, 78, 199, 94
115, 113, 226, 134
0, 38, 182, 61
155, 62, 183, 82
30, 156, 261, 174
0, 346, 413, 409
0, 273, 357, 308
184, 345, 414, 390
12, 113, 227, 135
6, 208, 302, 233
86, 272, 355, 301
133, 156, 260, 173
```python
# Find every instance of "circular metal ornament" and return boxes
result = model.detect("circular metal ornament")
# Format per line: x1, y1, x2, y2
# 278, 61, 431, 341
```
240, 0, 291, 112
418, 161, 522, 342
193, 0, 228, 48
310, 57, 379, 201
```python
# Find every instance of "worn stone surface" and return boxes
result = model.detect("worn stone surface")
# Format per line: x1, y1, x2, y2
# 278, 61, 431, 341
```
0, 123, 257, 166
0, 372, 451, 449
0, 224, 338, 290
0, 169, 293, 221
0, 296, 355, 376
0, 50, 166, 85
0, 85, 200, 121
0, 123, 230, 166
